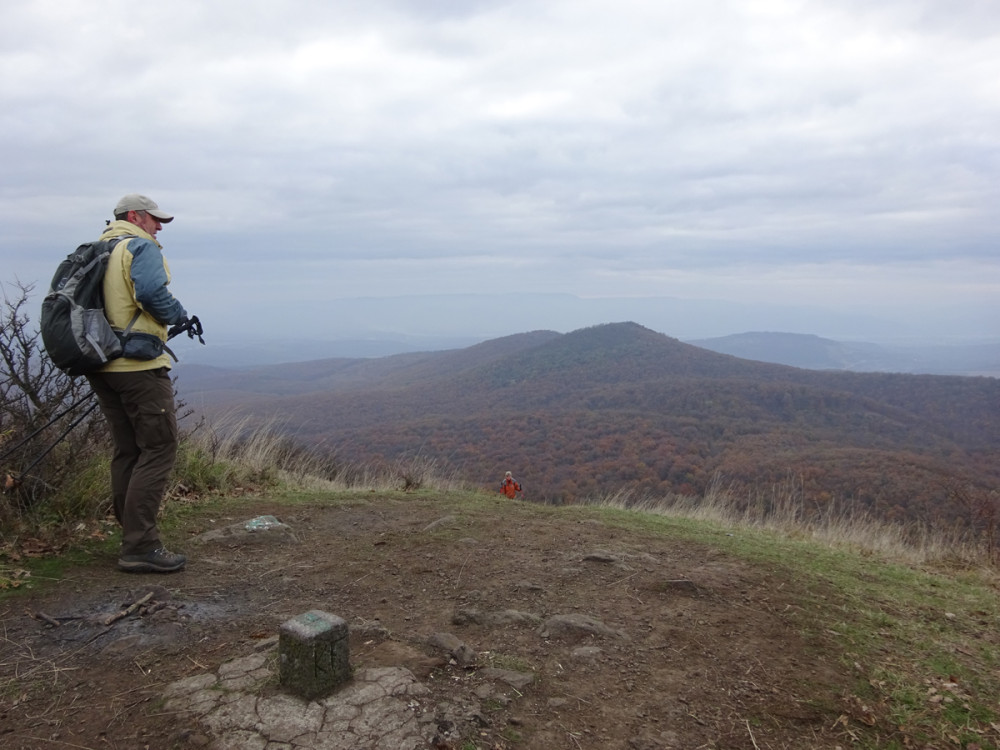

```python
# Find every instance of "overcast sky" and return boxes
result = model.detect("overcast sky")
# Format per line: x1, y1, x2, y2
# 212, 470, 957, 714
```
2, 0, 998, 348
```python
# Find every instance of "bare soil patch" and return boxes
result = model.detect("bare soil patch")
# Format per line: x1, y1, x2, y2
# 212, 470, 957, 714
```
1, 494, 860, 749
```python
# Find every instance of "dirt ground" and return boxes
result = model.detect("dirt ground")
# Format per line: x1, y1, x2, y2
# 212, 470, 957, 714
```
0, 493, 865, 750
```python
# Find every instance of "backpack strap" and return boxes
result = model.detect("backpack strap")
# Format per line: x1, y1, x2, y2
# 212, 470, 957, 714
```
120, 309, 143, 337
106, 235, 135, 250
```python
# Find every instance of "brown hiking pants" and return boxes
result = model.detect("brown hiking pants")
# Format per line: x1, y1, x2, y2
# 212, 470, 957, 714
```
86, 367, 177, 556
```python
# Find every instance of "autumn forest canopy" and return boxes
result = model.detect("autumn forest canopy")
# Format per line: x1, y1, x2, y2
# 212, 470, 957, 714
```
176, 323, 1000, 523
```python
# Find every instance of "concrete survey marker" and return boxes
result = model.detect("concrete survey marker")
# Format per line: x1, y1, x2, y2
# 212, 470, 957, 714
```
279, 610, 350, 699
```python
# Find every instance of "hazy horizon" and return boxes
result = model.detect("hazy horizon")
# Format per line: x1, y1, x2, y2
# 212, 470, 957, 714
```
166, 297, 1000, 376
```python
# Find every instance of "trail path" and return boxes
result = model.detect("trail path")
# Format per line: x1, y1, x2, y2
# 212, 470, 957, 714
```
1, 495, 853, 749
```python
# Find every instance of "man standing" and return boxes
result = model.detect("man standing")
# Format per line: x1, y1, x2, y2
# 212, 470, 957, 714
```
86, 194, 191, 573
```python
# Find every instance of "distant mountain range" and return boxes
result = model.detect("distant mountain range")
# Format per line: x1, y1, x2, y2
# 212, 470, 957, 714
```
687, 332, 1000, 377
176, 323, 999, 519
179, 327, 1000, 377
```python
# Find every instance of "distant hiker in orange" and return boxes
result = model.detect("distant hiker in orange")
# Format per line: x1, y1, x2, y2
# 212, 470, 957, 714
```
500, 471, 523, 499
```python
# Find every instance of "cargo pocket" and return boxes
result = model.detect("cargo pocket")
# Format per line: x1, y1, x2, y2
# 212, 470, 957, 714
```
133, 399, 178, 452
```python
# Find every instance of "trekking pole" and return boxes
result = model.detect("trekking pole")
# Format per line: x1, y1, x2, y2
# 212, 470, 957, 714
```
167, 315, 204, 344
5, 400, 101, 490
3, 318, 206, 490
0, 391, 96, 465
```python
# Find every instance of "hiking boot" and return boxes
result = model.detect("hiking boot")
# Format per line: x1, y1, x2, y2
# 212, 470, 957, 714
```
118, 547, 187, 573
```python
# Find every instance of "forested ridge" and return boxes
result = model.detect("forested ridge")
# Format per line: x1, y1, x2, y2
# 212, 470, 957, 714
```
177, 323, 999, 519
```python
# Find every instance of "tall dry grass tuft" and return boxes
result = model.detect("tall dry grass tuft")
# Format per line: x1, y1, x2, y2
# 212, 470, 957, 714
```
584, 472, 993, 569
181, 413, 469, 495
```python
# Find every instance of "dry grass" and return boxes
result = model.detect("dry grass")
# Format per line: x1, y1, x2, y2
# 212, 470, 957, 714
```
194, 415, 996, 571
585, 473, 995, 570
184, 412, 470, 495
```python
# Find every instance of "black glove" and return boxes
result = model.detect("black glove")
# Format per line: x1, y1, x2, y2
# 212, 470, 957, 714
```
168, 315, 205, 344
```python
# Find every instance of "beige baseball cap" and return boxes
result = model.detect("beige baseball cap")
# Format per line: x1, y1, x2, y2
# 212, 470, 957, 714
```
114, 194, 174, 222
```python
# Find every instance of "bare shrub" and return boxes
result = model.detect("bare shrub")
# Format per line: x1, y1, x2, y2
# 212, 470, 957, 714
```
0, 282, 111, 533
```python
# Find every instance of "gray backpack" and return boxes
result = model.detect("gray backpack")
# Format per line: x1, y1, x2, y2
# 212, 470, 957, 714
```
40, 238, 138, 375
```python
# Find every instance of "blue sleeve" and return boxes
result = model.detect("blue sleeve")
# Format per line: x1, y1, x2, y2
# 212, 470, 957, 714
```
128, 239, 188, 325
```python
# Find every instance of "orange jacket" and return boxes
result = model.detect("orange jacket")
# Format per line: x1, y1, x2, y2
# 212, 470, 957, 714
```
501, 477, 522, 498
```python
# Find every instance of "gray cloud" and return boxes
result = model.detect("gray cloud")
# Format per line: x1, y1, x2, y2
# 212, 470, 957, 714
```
2, 0, 998, 344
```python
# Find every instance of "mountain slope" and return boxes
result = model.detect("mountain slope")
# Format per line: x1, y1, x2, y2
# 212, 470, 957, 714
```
687, 331, 882, 370
178, 329, 562, 397
176, 323, 1000, 517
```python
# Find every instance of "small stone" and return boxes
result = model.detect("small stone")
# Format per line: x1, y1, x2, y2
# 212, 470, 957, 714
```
428, 632, 477, 667
571, 646, 604, 660
477, 668, 535, 690
539, 614, 627, 640
582, 550, 618, 563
